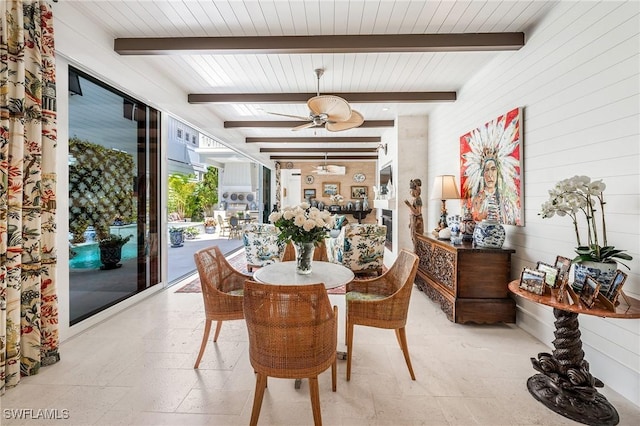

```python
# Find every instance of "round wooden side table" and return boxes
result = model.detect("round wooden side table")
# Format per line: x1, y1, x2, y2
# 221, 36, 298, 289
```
508, 281, 640, 426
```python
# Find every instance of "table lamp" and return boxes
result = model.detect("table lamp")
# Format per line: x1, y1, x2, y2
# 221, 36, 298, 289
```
430, 175, 460, 234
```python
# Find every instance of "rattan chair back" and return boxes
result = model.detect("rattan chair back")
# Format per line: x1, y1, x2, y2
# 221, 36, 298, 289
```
243, 280, 337, 426
281, 240, 329, 262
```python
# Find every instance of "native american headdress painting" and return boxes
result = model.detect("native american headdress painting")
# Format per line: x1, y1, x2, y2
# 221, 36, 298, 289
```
460, 107, 523, 226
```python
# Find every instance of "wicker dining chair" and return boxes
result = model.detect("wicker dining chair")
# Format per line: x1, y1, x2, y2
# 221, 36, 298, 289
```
345, 249, 419, 381
192, 245, 251, 369
281, 239, 329, 262
243, 280, 338, 426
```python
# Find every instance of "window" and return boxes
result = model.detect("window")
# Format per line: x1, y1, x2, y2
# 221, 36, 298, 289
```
68, 66, 161, 326
177, 129, 183, 139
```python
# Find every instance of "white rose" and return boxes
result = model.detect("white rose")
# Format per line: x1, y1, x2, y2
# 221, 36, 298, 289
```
303, 219, 317, 232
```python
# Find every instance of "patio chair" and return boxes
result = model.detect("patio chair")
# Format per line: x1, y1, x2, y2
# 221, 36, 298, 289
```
192, 245, 251, 369
228, 216, 241, 239
329, 223, 386, 276
217, 214, 230, 237
242, 223, 286, 272
345, 249, 419, 381
243, 280, 337, 426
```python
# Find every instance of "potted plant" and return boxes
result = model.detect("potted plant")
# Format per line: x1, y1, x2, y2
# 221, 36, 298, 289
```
184, 226, 200, 240
98, 233, 132, 270
204, 217, 217, 234
539, 175, 632, 290
169, 226, 184, 248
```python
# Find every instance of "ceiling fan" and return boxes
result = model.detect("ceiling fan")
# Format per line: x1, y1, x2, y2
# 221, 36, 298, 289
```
313, 152, 346, 175
266, 68, 364, 132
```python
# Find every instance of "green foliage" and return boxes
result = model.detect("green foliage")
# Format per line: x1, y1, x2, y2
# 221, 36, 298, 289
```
193, 167, 219, 217
98, 233, 132, 248
168, 173, 197, 218
69, 137, 135, 241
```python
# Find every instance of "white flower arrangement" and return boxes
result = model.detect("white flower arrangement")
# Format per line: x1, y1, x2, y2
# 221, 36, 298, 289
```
268, 202, 335, 244
539, 175, 632, 268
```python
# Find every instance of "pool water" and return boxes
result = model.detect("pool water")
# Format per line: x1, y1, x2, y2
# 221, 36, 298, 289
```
70, 240, 138, 269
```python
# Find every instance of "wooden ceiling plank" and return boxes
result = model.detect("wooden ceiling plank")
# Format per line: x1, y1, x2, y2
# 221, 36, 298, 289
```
188, 91, 456, 103
247, 136, 381, 143
114, 33, 525, 55
225, 120, 394, 128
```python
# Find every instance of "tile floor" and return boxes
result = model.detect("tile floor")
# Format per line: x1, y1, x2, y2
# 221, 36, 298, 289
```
3, 279, 639, 425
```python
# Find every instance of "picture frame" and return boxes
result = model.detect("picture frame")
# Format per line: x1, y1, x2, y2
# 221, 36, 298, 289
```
303, 188, 316, 200
519, 267, 546, 296
606, 270, 627, 304
537, 261, 560, 288
322, 182, 340, 197
580, 275, 601, 308
556, 273, 569, 303
351, 186, 367, 199
554, 255, 572, 281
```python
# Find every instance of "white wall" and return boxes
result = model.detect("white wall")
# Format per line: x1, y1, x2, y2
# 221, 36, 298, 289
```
427, 1, 639, 405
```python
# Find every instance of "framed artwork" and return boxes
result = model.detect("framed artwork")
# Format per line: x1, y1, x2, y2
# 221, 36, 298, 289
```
351, 186, 367, 199
519, 268, 546, 296
537, 262, 560, 288
460, 107, 524, 226
580, 276, 601, 308
556, 273, 570, 303
606, 270, 627, 304
323, 182, 340, 197
554, 255, 572, 279
304, 189, 316, 200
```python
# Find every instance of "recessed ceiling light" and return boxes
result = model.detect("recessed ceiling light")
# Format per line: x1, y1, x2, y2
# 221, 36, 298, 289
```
382, 107, 390, 111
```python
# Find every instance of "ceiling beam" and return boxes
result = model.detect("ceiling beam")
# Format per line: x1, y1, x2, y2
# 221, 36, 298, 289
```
247, 137, 381, 143
189, 92, 456, 104
115, 33, 525, 55
261, 147, 377, 153
225, 120, 394, 128
271, 155, 377, 160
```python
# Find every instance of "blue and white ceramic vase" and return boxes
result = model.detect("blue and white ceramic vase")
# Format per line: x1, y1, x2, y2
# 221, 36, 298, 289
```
573, 261, 617, 292
472, 198, 505, 248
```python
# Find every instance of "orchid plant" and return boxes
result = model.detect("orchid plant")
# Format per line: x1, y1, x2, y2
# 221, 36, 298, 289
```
268, 202, 335, 244
539, 175, 632, 268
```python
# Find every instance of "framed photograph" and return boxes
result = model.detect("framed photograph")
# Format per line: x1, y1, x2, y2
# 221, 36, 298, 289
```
323, 182, 340, 197
519, 267, 546, 296
537, 261, 560, 287
556, 273, 569, 303
303, 188, 316, 200
351, 186, 367, 199
580, 275, 601, 308
606, 270, 627, 303
554, 255, 572, 280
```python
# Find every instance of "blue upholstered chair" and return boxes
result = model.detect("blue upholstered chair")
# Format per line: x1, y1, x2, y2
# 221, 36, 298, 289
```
329, 223, 387, 276
242, 223, 286, 272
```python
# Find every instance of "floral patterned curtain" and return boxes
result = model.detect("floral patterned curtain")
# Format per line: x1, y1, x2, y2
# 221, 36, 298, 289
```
0, 0, 58, 395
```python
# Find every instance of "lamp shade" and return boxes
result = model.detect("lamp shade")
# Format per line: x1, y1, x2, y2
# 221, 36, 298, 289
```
430, 175, 460, 200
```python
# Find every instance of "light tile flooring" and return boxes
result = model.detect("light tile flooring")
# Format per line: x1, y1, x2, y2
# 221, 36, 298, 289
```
4, 281, 639, 425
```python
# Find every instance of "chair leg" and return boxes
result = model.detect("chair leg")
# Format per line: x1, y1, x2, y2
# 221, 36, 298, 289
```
397, 327, 416, 380
309, 376, 322, 426
213, 320, 223, 342
249, 373, 268, 426
331, 358, 337, 392
346, 321, 354, 381
194, 320, 212, 368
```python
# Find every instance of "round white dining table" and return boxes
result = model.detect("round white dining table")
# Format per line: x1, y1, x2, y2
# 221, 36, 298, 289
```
253, 261, 354, 289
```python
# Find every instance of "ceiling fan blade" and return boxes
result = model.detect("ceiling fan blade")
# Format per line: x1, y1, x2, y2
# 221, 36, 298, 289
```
291, 122, 317, 131
326, 110, 365, 132
307, 95, 352, 122
265, 111, 310, 121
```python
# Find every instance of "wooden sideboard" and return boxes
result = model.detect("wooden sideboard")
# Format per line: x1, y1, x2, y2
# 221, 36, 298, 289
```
414, 234, 516, 324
